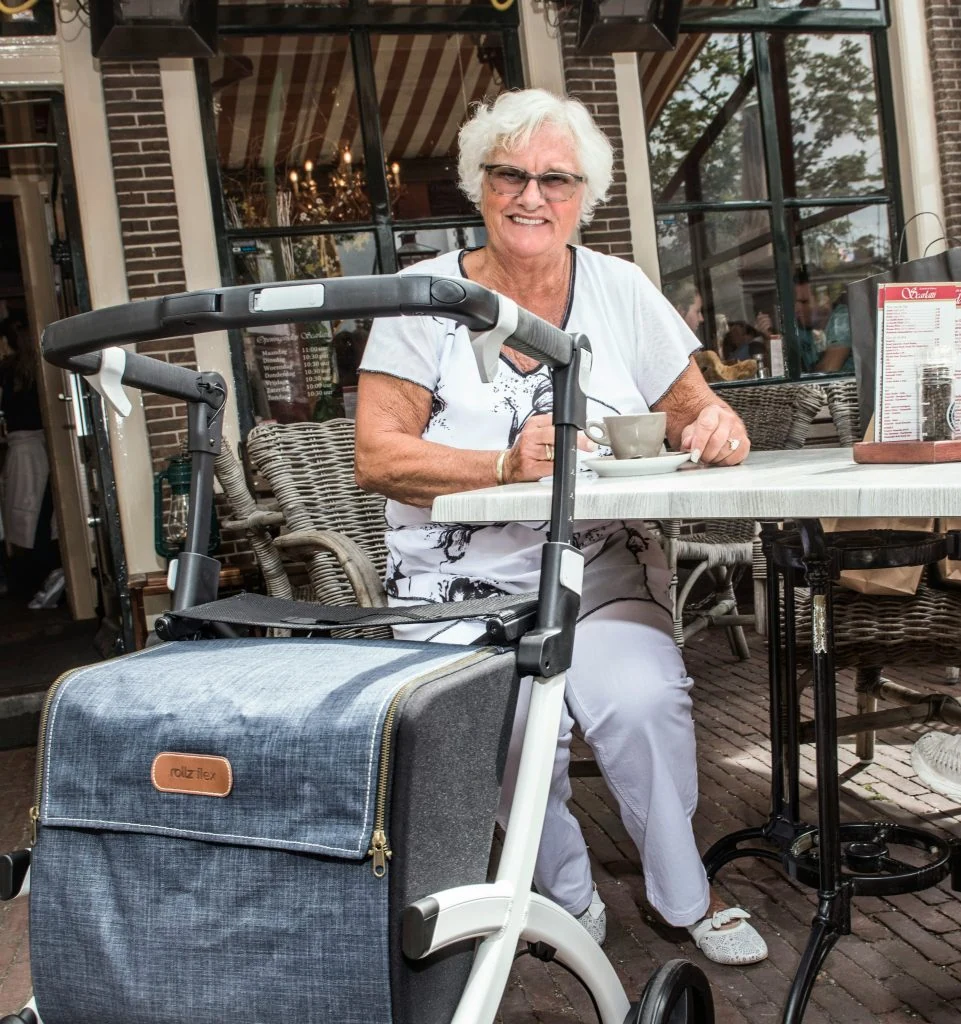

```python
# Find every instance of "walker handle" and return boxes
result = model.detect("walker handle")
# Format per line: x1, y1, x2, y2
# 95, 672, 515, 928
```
41, 275, 575, 385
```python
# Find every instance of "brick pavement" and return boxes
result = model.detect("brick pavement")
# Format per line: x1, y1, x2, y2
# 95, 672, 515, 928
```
2, 632, 961, 1021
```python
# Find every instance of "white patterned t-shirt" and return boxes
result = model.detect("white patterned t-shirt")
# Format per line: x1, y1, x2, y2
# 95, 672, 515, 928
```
359, 246, 700, 619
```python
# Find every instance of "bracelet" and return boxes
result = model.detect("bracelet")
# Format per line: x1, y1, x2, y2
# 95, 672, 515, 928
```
494, 449, 509, 485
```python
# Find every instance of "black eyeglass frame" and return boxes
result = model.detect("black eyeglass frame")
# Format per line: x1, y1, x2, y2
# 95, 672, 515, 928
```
481, 163, 585, 202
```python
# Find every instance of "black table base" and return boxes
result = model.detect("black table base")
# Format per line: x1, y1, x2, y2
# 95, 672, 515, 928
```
703, 522, 961, 1023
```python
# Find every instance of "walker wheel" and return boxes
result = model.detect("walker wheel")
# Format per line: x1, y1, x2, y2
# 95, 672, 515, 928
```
627, 959, 714, 1024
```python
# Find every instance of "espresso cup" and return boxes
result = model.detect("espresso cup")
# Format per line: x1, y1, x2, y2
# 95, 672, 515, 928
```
584, 412, 667, 459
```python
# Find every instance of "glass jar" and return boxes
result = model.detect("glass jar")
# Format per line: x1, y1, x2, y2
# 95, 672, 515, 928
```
919, 362, 955, 442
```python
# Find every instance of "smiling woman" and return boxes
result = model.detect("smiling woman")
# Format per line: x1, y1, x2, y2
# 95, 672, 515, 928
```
352, 88, 768, 968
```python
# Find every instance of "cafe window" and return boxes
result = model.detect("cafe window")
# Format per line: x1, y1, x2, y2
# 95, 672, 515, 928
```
200, 3, 523, 431
647, 0, 899, 381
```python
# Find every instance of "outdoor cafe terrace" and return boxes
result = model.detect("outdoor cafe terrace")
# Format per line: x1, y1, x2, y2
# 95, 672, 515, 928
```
2, 627, 961, 1023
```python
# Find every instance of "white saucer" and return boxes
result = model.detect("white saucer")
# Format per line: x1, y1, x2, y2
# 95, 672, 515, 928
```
583, 452, 690, 477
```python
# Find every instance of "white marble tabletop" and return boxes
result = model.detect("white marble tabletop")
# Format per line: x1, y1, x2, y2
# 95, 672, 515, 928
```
430, 448, 961, 523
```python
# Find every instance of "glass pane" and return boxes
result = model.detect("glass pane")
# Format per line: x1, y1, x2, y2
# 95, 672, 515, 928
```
770, 32, 885, 199
211, 35, 373, 229
657, 209, 778, 380
683, 0, 754, 5
372, 32, 508, 220
791, 203, 891, 374
644, 34, 767, 206
770, 0, 878, 8
394, 225, 487, 267
231, 232, 378, 423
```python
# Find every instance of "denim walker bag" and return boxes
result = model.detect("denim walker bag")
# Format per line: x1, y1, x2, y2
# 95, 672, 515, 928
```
29, 636, 518, 1024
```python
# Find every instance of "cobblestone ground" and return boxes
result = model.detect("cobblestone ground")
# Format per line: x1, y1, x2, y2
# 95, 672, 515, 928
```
2, 632, 961, 1021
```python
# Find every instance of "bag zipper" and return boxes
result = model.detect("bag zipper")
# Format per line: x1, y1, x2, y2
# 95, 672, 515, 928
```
29, 668, 78, 846
367, 649, 493, 878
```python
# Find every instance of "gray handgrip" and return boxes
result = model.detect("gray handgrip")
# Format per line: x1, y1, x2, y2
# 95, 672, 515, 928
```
510, 307, 573, 368
62, 349, 224, 407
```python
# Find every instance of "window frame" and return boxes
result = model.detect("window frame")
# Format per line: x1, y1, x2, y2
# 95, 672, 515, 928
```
654, 0, 901, 384
196, 2, 525, 434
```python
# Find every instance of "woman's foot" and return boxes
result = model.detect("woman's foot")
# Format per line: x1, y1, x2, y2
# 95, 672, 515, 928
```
574, 883, 607, 945
687, 893, 767, 965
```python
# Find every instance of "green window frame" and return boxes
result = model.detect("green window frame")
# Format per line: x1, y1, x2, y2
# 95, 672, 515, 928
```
653, 0, 901, 383
196, 2, 525, 433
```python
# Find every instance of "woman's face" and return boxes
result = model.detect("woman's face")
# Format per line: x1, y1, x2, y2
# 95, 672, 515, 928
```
480, 125, 584, 264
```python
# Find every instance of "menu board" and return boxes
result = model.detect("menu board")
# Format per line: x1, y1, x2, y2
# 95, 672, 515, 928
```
875, 283, 960, 442
245, 321, 339, 423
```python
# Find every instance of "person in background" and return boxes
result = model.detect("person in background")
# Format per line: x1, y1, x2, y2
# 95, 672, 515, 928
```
756, 268, 849, 373
0, 320, 64, 609
356, 88, 767, 967
821, 295, 854, 374
720, 321, 767, 364
666, 280, 704, 340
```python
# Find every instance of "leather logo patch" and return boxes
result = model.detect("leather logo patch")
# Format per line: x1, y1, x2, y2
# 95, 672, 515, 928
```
151, 753, 232, 797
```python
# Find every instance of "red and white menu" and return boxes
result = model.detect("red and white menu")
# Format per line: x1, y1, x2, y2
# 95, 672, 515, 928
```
875, 282, 959, 442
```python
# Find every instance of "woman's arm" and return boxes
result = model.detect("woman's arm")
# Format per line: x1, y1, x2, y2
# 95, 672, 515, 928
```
354, 372, 561, 506
653, 358, 750, 465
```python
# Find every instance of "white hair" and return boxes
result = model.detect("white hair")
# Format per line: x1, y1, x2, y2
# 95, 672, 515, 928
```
456, 88, 615, 226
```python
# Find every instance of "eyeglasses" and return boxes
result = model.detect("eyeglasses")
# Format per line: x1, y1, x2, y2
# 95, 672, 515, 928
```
482, 164, 585, 202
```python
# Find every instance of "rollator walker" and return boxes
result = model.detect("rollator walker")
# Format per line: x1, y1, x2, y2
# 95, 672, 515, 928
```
1, 274, 714, 1024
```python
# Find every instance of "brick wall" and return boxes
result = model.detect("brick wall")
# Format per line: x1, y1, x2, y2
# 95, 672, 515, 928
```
559, 17, 634, 259
101, 60, 195, 472
925, 0, 961, 247
101, 62, 252, 567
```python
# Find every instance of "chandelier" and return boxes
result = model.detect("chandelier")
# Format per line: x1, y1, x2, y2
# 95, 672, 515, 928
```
284, 146, 403, 224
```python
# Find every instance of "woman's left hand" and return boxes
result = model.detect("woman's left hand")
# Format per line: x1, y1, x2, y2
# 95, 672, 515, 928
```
679, 404, 750, 466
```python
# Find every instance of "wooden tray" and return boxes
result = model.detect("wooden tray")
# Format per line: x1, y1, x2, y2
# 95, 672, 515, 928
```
853, 440, 961, 464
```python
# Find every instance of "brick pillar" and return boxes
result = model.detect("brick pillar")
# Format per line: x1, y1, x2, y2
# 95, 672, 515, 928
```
559, 20, 633, 258
101, 60, 196, 473
101, 63, 252, 568
925, 0, 961, 246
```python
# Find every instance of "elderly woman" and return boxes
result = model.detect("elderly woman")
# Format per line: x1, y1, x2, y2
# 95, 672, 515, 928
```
355, 89, 767, 966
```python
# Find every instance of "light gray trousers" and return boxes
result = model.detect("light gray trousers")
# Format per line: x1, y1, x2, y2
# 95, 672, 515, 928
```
396, 598, 711, 928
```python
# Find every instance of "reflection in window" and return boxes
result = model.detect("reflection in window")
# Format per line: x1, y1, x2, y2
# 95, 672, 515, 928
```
658, 209, 776, 378
211, 36, 378, 230
374, 33, 507, 220
770, 0, 877, 8
645, 17, 895, 380
789, 204, 891, 373
773, 33, 884, 199
394, 226, 487, 268
645, 34, 765, 206
232, 233, 377, 423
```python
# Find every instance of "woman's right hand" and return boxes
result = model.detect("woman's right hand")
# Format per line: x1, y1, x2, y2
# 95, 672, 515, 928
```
503, 413, 597, 483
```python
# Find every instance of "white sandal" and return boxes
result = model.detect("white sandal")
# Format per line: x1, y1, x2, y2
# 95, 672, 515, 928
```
687, 907, 768, 965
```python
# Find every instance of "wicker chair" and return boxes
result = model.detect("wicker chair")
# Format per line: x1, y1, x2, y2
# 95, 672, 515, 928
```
213, 422, 389, 635
663, 382, 825, 660
242, 419, 389, 612
821, 378, 862, 447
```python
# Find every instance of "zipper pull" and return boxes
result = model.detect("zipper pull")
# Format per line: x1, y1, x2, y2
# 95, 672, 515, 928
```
368, 829, 392, 878
29, 805, 39, 847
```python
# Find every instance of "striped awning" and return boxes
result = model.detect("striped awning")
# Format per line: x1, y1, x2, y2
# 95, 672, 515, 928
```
211, 31, 503, 174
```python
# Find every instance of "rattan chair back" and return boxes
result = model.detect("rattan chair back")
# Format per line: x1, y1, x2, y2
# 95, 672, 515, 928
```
821, 379, 862, 447
246, 419, 388, 608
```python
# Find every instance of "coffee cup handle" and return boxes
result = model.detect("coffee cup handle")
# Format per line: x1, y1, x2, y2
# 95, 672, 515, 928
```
584, 420, 609, 445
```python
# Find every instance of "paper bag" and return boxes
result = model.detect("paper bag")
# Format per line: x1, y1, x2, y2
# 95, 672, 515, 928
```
820, 517, 935, 596
934, 518, 961, 587
847, 247, 961, 432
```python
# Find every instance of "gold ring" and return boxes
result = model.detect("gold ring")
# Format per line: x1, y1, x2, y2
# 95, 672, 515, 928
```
727, 437, 741, 452
544, 443, 554, 461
